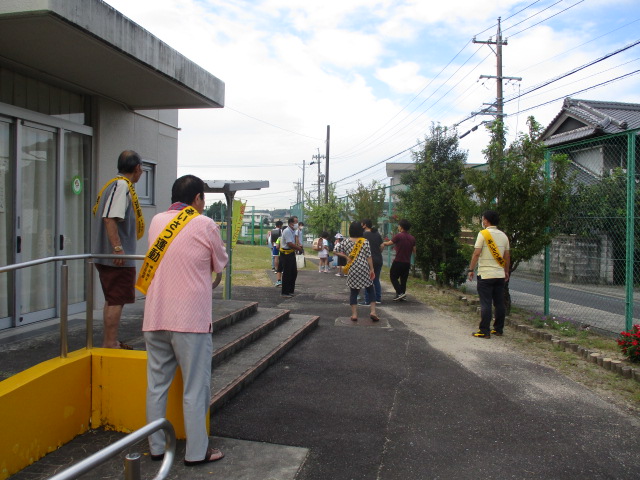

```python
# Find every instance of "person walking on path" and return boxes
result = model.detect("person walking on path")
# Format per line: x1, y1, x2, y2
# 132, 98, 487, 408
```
334, 222, 379, 322
140, 175, 228, 466
381, 219, 416, 301
92, 150, 144, 349
317, 231, 330, 273
333, 233, 347, 276
361, 219, 383, 304
468, 210, 510, 338
268, 220, 283, 272
280, 217, 303, 297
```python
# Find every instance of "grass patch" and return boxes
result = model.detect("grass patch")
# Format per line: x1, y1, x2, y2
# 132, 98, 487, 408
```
222, 245, 317, 288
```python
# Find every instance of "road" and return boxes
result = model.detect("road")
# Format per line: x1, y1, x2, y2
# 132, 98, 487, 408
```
505, 276, 640, 333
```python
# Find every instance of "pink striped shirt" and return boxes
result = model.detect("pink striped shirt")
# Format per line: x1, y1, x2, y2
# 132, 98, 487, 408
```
142, 210, 228, 333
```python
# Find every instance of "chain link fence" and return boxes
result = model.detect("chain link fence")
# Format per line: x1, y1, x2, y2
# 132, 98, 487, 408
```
515, 130, 639, 335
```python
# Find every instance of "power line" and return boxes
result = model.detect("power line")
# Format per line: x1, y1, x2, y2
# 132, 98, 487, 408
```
513, 17, 640, 76
225, 106, 324, 141
502, 0, 567, 35
506, 69, 640, 116
503, 38, 640, 105
507, 0, 585, 38
332, 40, 474, 159
334, 141, 422, 185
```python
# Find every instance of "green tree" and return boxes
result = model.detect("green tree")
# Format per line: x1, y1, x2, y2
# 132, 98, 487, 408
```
397, 124, 469, 286
465, 117, 571, 308
346, 180, 386, 225
558, 168, 636, 284
204, 200, 226, 221
303, 184, 343, 236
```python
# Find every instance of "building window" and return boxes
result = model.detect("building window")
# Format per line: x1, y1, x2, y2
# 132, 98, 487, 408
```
137, 161, 156, 205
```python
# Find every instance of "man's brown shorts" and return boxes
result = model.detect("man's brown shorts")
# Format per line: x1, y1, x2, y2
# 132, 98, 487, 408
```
95, 264, 136, 306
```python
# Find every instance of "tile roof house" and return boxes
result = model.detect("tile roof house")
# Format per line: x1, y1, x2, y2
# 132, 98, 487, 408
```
541, 98, 640, 184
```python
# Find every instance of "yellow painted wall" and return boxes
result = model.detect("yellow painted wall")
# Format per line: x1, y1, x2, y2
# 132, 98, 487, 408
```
0, 350, 92, 480
90, 348, 210, 438
0, 348, 210, 479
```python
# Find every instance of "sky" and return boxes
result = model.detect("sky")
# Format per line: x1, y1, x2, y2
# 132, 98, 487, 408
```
103, 0, 640, 210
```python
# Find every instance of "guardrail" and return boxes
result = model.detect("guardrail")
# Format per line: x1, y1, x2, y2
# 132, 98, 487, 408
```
0, 254, 144, 358
46, 418, 176, 480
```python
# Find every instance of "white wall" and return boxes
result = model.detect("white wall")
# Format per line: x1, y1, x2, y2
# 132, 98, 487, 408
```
92, 98, 180, 306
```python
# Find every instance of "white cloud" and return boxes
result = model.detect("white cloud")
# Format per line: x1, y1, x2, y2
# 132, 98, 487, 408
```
103, 0, 640, 208
375, 61, 429, 94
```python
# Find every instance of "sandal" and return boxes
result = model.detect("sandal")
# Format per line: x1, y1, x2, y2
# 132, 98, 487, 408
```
350, 317, 358, 322
184, 447, 224, 466
370, 314, 380, 322
118, 341, 133, 350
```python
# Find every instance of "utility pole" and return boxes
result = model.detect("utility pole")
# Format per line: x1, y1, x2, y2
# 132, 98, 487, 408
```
324, 125, 330, 204
312, 151, 325, 202
473, 17, 521, 120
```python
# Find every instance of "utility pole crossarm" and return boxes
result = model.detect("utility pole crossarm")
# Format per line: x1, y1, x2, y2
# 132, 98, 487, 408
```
471, 17, 521, 121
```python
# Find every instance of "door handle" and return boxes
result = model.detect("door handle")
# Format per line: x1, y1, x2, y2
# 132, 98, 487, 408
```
16, 235, 21, 254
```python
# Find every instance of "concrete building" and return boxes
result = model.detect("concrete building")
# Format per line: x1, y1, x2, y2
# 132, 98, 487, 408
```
0, 0, 224, 330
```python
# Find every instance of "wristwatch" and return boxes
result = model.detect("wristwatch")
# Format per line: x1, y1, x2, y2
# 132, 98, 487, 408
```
113, 245, 123, 252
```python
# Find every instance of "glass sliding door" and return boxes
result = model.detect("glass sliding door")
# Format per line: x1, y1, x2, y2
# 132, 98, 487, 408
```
18, 124, 57, 323
0, 119, 13, 326
63, 131, 90, 309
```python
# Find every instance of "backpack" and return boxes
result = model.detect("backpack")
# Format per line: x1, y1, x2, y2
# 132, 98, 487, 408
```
270, 228, 281, 245
312, 238, 323, 251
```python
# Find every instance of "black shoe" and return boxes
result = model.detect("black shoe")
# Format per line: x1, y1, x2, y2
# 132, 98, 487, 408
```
491, 329, 503, 336
358, 301, 369, 306
472, 330, 490, 338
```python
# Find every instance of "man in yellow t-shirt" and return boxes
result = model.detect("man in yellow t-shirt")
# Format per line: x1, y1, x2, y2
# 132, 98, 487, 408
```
467, 210, 510, 339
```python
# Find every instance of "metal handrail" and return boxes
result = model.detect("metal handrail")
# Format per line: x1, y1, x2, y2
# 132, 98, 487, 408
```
46, 418, 176, 480
0, 254, 144, 357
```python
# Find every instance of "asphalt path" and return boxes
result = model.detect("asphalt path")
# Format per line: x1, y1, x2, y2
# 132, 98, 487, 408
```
210, 269, 640, 479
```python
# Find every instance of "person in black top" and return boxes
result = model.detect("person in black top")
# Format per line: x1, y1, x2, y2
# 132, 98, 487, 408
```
269, 220, 283, 272
361, 219, 384, 304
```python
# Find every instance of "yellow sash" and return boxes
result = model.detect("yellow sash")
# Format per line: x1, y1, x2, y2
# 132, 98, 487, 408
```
93, 176, 145, 240
279, 248, 295, 255
343, 238, 365, 275
135, 207, 200, 294
480, 229, 506, 268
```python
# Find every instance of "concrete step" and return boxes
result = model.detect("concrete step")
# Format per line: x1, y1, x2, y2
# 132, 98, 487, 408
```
211, 300, 259, 332
213, 307, 291, 365
211, 314, 319, 412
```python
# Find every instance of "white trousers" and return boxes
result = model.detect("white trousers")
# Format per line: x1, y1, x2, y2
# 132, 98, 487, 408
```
144, 330, 213, 461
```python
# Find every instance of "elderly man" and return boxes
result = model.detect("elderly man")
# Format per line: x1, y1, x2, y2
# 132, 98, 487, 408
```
468, 210, 511, 339
279, 217, 303, 297
92, 150, 144, 349
140, 174, 228, 466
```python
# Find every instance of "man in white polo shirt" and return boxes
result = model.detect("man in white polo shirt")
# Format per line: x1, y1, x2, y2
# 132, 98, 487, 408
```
467, 210, 510, 339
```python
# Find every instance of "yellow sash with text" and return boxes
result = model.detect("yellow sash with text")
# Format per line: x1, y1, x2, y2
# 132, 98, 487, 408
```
135, 207, 199, 294
480, 229, 506, 268
93, 176, 145, 240
343, 238, 365, 275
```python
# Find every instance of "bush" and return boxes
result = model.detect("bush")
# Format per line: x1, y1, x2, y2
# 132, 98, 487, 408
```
617, 324, 640, 363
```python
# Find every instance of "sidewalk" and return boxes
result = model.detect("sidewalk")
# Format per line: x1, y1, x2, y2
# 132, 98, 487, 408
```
4, 262, 640, 479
